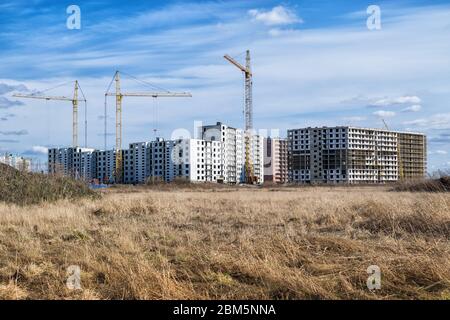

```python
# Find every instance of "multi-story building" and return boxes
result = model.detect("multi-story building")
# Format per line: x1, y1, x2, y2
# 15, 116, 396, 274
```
48, 123, 264, 185
288, 126, 426, 184
200, 122, 264, 184
398, 132, 428, 180
264, 137, 288, 184
145, 138, 166, 182
48, 147, 95, 180
200, 122, 241, 183
250, 134, 264, 184
165, 139, 223, 183
95, 150, 116, 183
0, 153, 32, 172
73, 148, 96, 180
48, 148, 72, 176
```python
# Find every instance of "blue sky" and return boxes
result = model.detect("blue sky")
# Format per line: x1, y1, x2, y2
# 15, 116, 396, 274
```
0, 0, 449, 172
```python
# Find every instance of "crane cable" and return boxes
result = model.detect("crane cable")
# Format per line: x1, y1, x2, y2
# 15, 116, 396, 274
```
35, 81, 74, 96
120, 71, 170, 93
104, 72, 116, 150
153, 97, 158, 139
104, 95, 108, 150
77, 83, 88, 148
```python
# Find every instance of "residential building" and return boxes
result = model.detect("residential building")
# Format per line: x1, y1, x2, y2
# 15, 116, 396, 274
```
288, 126, 426, 184
165, 139, 223, 182
0, 153, 32, 172
47, 123, 264, 185
200, 122, 264, 184
398, 132, 428, 180
95, 150, 116, 183
264, 137, 288, 184
48, 147, 96, 180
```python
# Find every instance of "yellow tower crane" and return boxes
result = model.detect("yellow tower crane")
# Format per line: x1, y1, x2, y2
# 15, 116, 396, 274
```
105, 71, 192, 183
13, 81, 86, 148
224, 50, 257, 184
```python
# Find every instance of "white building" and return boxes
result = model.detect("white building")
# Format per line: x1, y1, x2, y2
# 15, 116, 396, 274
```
0, 153, 32, 172
200, 122, 263, 184
249, 134, 264, 184
47, 123, 265, 185
200, 122, 241, 183
170, 139, 223, 183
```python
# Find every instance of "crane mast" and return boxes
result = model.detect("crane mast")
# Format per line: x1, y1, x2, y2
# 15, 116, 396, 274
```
73, 81, 79, 148
105, 71, 192, 183
224, 50, 256, 184
115, 72, 123, 183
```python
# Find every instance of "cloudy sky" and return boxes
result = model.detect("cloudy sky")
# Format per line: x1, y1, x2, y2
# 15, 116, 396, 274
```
0, 0, 449, 171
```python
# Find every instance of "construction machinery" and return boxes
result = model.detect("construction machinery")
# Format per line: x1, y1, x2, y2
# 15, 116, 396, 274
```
105, 71, 192, 183
224, 50, 257, 184
13, 81, 87, 148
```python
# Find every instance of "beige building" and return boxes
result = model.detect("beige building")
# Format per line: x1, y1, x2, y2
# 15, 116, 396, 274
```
264, 137, 288, 184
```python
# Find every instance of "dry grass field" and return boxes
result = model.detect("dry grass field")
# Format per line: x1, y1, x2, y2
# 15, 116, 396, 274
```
0, 185, 449, 300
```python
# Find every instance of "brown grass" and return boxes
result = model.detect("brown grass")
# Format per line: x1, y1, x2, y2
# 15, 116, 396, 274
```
0, 186, 449, 300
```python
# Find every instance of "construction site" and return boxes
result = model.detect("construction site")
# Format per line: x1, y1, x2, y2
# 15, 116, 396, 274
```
11, 51, 427, 185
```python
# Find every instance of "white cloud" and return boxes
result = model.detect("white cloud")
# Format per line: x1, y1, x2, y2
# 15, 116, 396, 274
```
373, 110, 396, 118
342, 116, 367, 122
436, 150, 448, 155
371, 96, 421, 107
402, 105, 422, 112
249, 6, 302, 26
0, 96, 24, 109
31, 145, 48, 154
0, 129, 28, 136
403, 113, 450, 129
0, 83, 28, 95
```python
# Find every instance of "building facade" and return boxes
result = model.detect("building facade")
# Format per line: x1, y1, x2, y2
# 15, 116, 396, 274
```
288, 126, 426, 184
264, 137, 288, 184
48, 123, 264, 185
48, 147, 96, 180
200, 122, 264, 184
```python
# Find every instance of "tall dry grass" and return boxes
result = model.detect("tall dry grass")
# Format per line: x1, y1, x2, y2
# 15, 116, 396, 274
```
0, 186, 449, 300
0, 164, 97, 206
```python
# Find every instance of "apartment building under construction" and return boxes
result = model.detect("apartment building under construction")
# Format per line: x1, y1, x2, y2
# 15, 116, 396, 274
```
288, 126, 427, 184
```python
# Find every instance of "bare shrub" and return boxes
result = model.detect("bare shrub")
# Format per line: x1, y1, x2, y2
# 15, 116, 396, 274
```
0, 163, 98, 205
392, 177, 450, 193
